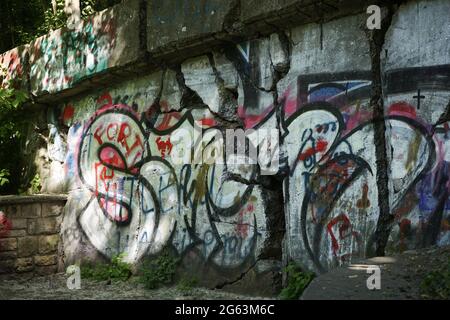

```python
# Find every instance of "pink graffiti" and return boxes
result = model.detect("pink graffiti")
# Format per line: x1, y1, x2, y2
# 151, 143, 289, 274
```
99, 146, 126, 170
388, 102, 417, 118
235, 202, 255, 238
0, 211, 12, 239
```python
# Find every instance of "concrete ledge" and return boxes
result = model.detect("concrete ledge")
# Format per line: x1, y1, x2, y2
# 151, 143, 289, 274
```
0, 45, 29, 90
1, 0, 390, 103
0, 195, 68, 205
28, 0, 142, 97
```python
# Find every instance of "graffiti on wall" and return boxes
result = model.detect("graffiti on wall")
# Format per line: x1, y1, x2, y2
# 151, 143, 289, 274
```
279, 68, 448, 273
384, 65, 450, 252
0, 211, 12, 250
0, 49, 25, 88
30, 17, 116, 93
59, 35, 450, 275
69, 92, 266, 269
228, 39, 450, 273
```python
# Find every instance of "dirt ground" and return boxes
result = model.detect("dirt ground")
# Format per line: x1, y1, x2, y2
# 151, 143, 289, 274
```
1, 246, 449, 300
0, 274, 269, 300
302, 245, 450, 300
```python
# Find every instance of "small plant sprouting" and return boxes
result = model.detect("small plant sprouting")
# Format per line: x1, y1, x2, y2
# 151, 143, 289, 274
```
0, 169, 10, 187
81, 254, 132, 282
420, 258, 450, 300
176, 277, 199, 296
30, 173, 41, 194
139, 248, 180, 290
278, 262, 315, 300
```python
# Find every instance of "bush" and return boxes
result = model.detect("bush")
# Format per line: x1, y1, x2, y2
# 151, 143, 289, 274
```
0, 77, 29, 195
29, 173, 41, 194
176, 277, 199, 295
139, 249, 180, 290
420, 258, 450, 299
279, 263, 315, 300
81, 254, 132, 282
0, 169, 10, 187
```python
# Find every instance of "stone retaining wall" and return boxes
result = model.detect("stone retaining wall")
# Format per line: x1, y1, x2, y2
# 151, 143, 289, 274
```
0, 195, 67, 277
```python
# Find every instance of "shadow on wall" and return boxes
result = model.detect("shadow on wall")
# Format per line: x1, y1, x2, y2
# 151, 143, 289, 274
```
9, 1, 446, 289
29, 9, 118, 95
56, 65, 450, 281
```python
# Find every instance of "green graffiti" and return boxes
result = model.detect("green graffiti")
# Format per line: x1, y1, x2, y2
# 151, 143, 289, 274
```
32, 18, 116, 92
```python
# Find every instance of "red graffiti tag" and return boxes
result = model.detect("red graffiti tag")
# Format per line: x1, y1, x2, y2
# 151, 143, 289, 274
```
388, 102, 417, 118
327, 213, 360, 258
93, 121, 144, 168
156, 137, 173, 159
235, 203, 255, 238
62, 105, 75, 122
94, 162, 115, 196
298, 139, 328, 161
99, 146, 126, 170
154, 101, 183, 131
198, 118, 217, 127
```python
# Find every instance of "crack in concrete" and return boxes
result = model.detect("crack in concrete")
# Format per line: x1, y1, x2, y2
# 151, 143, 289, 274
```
207, 53, 243, 126
214, 258, 260, 289
434, 98, 450, 128
223, 172, 261, 186
366, 4, 396, 257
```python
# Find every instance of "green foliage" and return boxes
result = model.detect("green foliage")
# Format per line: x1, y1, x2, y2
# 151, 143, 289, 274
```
37, 0, 67, 35
37, 0, 99, 35
30, 173, 42, 194
176, 277, 199, 295
279, 263, 315, 300
0, 169, 10, 187
139, 249, 180, 290
0, 1, 45, 52
81, 0, 97, 17
81, 254, 132, 282
420, 258, 450, 299
0, 79, 28, 117
0, 73, 29, 194
1, 0, 122, 53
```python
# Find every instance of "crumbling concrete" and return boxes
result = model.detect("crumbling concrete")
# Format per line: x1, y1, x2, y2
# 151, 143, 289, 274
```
0, 0, 449, 296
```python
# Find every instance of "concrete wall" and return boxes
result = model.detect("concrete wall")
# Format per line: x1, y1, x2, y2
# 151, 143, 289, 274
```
383, 0, 450, 253
0, 196, 66, 277
0, 0, 449, 294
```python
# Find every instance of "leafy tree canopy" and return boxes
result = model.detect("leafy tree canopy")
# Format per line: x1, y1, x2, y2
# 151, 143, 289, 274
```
0, 0, 121, 53
0, 0, 120, 194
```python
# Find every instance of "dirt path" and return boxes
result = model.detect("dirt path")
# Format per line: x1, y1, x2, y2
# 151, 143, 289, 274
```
2, 246, 449, 300
0, 274, 268, 300
301, 246, 450, 300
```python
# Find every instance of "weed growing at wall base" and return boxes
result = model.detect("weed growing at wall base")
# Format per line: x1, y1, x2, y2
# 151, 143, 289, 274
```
420, 258, 450, 299
81, 254, 132, 281
139, 249, 180, 290
176, 277, 199, 296
279, 263, 315, 300
29, 173, 41, 194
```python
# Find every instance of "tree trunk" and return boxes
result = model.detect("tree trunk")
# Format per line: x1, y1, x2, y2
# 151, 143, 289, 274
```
52, 0, 57, 15
65, 0, 81, 29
